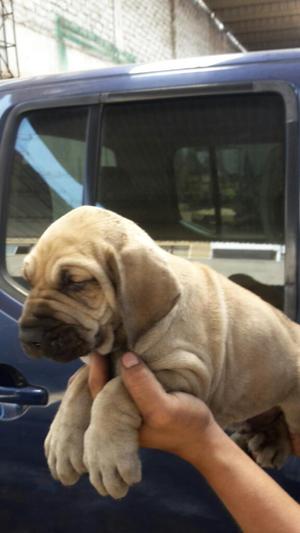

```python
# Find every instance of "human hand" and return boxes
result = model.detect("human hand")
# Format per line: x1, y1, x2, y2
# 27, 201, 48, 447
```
87, 351, 217, 462
87, 353, 109, 397
68, 353, 109, 390
87, 352, 300, 461
119, 352, 217, 462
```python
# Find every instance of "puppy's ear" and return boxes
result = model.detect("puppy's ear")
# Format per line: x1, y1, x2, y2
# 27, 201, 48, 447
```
107, 246, 181, 347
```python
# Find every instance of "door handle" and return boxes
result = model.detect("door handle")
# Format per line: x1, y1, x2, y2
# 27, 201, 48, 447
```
0, 384, 48, 406
0, 364, 49, 420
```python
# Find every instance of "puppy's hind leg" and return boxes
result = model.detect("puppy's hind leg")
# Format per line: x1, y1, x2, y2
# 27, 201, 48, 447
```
250, 355, 300, 468
280, 391, 300, 451
280, 356, 300, 441
231, 408, 291, 469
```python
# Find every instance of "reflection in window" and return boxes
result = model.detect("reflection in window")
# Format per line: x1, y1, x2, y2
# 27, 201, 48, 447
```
97, 93, 285, 310
175, 143, 284, 243
6, 106, 89, 285
15, 119, 83, 209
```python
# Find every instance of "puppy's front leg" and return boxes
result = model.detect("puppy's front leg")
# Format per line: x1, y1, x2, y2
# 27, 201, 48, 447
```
84, 351, 210, 499
84, 377, 142, 499
45, 365, 92, 485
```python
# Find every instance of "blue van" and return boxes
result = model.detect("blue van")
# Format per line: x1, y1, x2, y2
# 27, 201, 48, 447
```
1, 49, 300, 532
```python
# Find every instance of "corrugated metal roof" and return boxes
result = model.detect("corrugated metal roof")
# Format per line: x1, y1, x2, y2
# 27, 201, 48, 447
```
205, 0, 300, 51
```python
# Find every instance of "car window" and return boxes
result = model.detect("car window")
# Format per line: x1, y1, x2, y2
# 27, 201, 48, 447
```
6, 106, 89, 287
96, 93, 285, 310
174, 142, 283, 242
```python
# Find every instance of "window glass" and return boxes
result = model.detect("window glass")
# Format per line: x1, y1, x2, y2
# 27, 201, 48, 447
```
6, 106, 89, 286
101, 146, 117, 167
97, 93, 285, 310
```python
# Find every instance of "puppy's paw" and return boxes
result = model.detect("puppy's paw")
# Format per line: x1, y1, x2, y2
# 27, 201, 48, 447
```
248, 428, 291, 469
230, 430, 251, 452
83, 424, 141, 499
45, 409, 87, 486
232, 411, 291, 469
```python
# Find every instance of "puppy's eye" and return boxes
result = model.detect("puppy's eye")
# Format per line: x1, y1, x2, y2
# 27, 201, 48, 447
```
67, 280, 89, 292
60, 271, 95, 292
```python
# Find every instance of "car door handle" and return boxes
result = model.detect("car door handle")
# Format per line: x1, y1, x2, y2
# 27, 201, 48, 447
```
0, 384, 48, 406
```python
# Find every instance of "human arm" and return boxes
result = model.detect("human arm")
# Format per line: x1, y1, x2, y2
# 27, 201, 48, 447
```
89, 352, 300, 533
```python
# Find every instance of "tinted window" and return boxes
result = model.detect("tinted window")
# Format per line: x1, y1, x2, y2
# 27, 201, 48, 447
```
97, 93, 285, 309
6, 106, 89, 285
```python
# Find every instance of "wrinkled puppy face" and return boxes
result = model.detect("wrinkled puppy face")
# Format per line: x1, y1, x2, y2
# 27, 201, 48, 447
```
19, 228, 118, 363
19, 206, 181, 364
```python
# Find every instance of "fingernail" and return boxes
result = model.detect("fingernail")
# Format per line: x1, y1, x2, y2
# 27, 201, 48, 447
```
122, 352, 139, 368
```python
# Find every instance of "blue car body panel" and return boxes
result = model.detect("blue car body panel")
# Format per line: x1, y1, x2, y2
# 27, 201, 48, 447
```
1, 49, 300, 532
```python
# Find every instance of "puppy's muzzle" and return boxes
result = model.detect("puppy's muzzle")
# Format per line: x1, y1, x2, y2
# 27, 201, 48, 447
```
19, 316, 100, 363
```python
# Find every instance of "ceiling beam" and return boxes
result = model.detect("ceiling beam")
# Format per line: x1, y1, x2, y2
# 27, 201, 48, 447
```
229, 15, 300, 34
248, 39, 300, 50
206, 0, 294, 9
205, 0, 300, 52
211, 3, 300, 23
242, 28, 300, 43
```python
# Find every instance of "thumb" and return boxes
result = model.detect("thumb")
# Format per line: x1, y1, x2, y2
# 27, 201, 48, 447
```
121, 352, 168, 419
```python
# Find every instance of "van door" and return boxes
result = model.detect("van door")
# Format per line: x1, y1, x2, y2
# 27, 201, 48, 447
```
0, 99, 246, 533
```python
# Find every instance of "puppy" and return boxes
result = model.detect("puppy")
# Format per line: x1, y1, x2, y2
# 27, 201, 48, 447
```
19, 206, 300, 499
